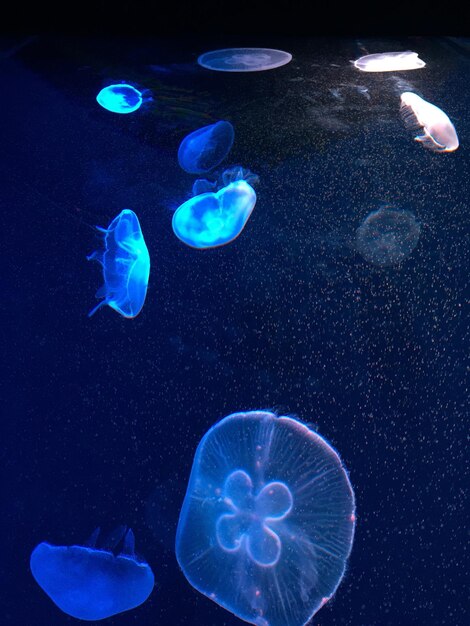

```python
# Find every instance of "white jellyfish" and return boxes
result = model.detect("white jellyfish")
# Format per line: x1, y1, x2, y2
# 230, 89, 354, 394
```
353, 51, 426, 72
400, 92, 459, 152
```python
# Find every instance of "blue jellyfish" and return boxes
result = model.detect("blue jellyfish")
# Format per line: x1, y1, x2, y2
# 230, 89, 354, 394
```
178, 121, 235, 174
197, 48, 292, 72
30, 527, 155, 621
176, 410, 356, 626
172, 179, 256, 249
96, 84, 143, 113
87, 209, 150, 318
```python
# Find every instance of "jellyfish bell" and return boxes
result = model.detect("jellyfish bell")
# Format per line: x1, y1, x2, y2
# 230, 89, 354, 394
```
400, 91, 459, 152
197, 48, 292, 72
176, 410, 356, 626
356, 206, 421, 267
96, 83, 145, 114
353, 51, 426, 72
178, 121, 234, 175
87, 209, 150, 318
30, 527, 155, 621
172, 179, 257, 249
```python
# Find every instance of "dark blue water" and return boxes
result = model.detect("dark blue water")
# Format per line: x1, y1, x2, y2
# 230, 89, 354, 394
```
1, 35, 468, 626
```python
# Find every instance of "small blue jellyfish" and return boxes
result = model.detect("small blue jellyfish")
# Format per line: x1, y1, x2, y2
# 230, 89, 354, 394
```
178, 121, 234, 174
96, 84, 143, 113
197, 48, 292, 72
30, 527, 155, 621
172, 179, 256, 249
176, 410, 356, 626
87, 209, 150, 318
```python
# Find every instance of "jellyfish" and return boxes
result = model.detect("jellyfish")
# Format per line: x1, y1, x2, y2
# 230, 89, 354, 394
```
356, 206, 421, 267
176, 410, 356, 626
178, 121, 234, 174
30, 527, 155, 621
87, 209, 150, 318
400, 92, 459, 152
172, 179, 256, 249
96, 84, 144, 113
197, 48, 292, 72
192, 165, 259, 197
353, 51, 425, 72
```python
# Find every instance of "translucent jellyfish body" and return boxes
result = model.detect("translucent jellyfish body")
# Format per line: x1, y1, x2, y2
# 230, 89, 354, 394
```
400, 92, 459, 152
197, 48, 292, 72
96, 84, 143, 113
353, 51, 425, 72
172, 179, 256, 249
87, 209, 150, 318
356, 206, 421, 267
178, 121, 234, 174
30, 528, 154, 621
176, 410, 356, 626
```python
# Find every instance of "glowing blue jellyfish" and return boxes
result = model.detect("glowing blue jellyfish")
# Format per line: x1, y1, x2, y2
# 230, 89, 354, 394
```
178, 121, 234, 174
176, 410, 356, 626
172, 179, 256, 249
30, 527, 155, 621
96, 84, 143, 113
87, 209, 150, 318
198, 48, 292, 72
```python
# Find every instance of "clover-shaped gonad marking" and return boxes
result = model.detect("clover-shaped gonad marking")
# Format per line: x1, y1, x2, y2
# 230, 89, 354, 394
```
215, 469, 293, 567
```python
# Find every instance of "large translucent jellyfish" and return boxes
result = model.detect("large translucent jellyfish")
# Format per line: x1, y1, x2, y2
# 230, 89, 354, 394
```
30, 527, 155, 621
96, 84, 143, 113
353, 51, 425, 72
400, 92, 459, 152
178, 121, 234, 174
172, 179, 256, 249
356, 206, 421, 267
176, 410, 356, 626
87, 209, 150, 317
197, 48, 292, 72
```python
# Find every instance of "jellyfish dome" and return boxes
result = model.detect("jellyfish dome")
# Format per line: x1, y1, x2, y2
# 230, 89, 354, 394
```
30, 528, 155, 621
178, 121, 234, 174
400, 92, 459, 152
353, 51, 425, 72
96, 84, 143, 113
176, 410, 356, 626
87, 209, 150, 318
356, 206, 421, 267
172, 179, 256, 249
197, 48, 292, 72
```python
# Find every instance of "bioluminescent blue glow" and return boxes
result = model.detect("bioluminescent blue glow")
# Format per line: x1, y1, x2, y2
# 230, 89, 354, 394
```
356, 206, 421, 267
198, 48, 292, 72
172, 180, 256, 249
96, 84, 143, 113
353, 51, 426, 72
87, 209, 150, 318
178, 121, 234, 174
30, 528, 155, 621
176, 410, 356, 626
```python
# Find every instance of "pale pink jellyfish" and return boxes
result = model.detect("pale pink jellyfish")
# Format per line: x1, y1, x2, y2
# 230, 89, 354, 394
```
353, 51, 425, 72
400, 92, 459, 152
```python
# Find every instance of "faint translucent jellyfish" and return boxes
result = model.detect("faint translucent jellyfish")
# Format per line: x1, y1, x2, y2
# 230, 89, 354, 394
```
198, 48, 292, 72
96, 84, 143, 113
356, 206, 421, 267
30, 527, 155, 621
178, 121, 234, 174
176, 410, 356, 626
400, 91, 459, 152
172, 179, 256, 249
353, 51, 425, 72
87, 209, 150, 317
